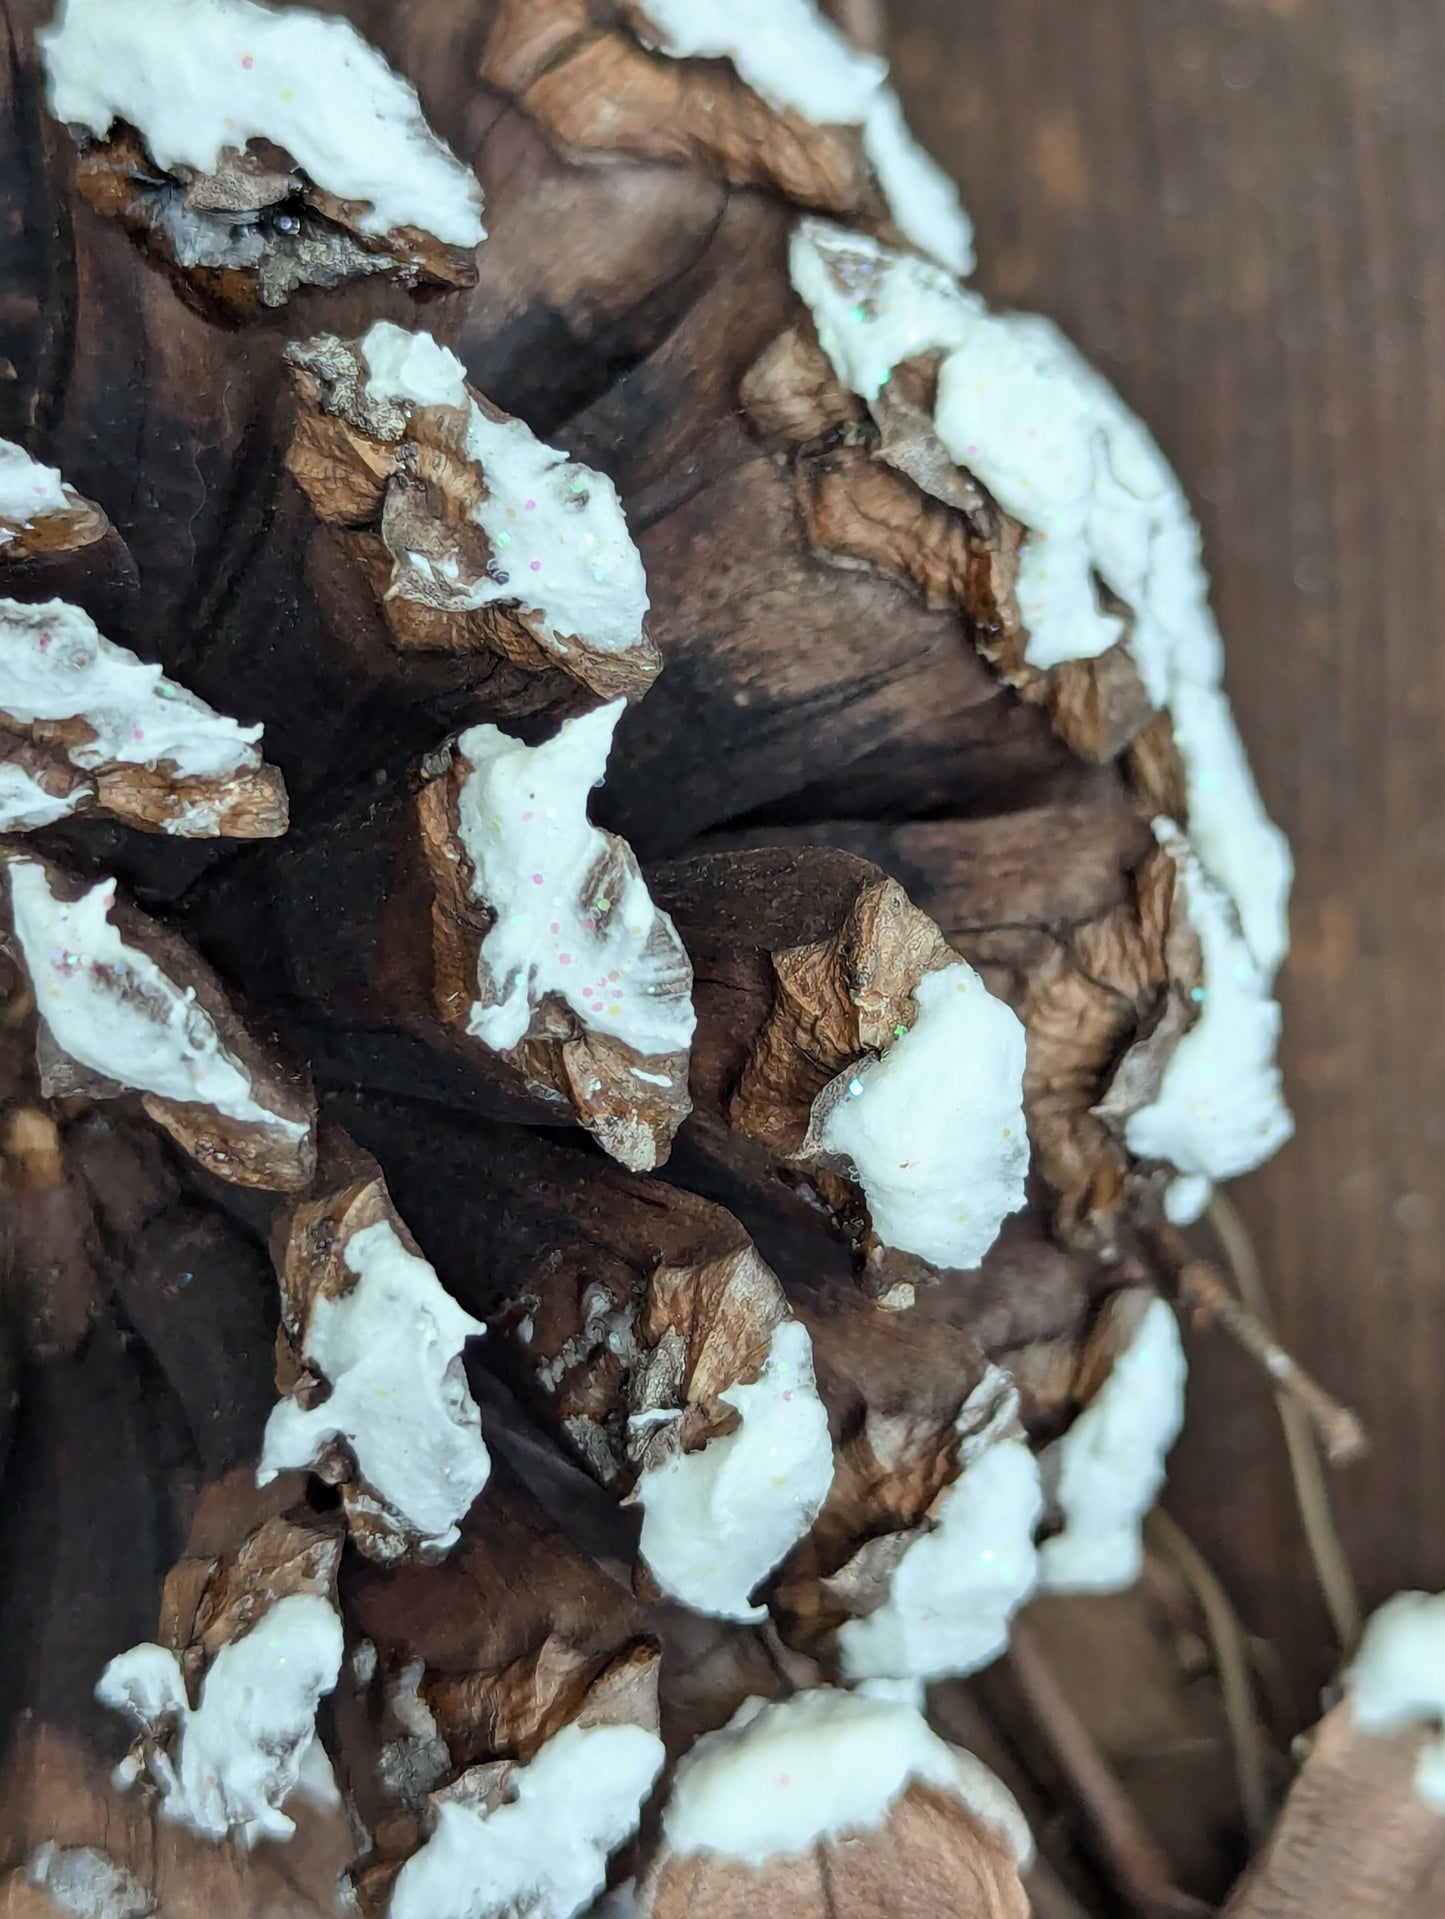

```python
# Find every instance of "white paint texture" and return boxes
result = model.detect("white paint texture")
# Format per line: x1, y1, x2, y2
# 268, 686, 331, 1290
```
1347, 1591, 1445, 1809
0, 598, 264, 782
635, 1318, 835, 1621
96, 1593, 343, 1846
630, 0, 972, 272
390, 1720, 665, 1919
663, 1689, 1032, 1867
258, 1217, 490, 1557
454, 702, 695, 1057
816, 961, 1028, 1271
1036, 1298, 1187, 1594
0, 437, 69, 533
358, 321, 650, 660
1125, 823, 1293, 1193
0, 763, 87, 830
839, 1369, 1042, 1681
5, 859, 306, 1137
40, 0, 485, 245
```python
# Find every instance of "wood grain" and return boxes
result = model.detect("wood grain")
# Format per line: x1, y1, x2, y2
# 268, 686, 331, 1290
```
891, 0, 1445, 1724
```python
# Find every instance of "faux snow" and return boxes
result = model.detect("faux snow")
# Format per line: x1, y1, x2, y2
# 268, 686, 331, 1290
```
1035, 1297, 1187, 1593
258, 1217, 490, 1557
358, 320, 650, 660
96, 1592, 343, 1846
631, 1, 972, 273
5, 859, 307, 1138
0, 763, 87, 830
635, 1318, 835, 1621
788, 221, 1294, 986
40, 0, 485, 246
817, 961, 1028, 1271
0, 436, 69, 534
1125, 824, 1293, 1191
453, 702, 695, 1057
1347, 1590, 1445, 1808
839, 1369, 1041, 1681
663, 1689, 1032, 1866
390, 1720, 665, 1919
789, 221, 977, 401
0, 598, 264, 782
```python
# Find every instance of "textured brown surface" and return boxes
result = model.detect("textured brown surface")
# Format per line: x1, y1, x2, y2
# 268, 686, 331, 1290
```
892, 0, 1445, 1724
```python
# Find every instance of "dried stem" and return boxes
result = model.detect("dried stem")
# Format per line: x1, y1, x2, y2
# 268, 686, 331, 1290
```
1144, 1508, 1273, 1846
1146, 1220, 1367, 1468
1007, 1618, 1214, 1919
1205, 1191, 1363, 1652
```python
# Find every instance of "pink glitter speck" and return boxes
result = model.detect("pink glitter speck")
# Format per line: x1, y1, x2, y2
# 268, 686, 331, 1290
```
559, 953, 572, 965
549, 922, 559, 934
38, 631, 51, 649
241, 52, 253, 67
583, 987, 593, 998
531, 873, 544, 885
522, 810, 533, 821
529, 560, 541, 572
132, 727, 144, 742
524, 499, 536, 511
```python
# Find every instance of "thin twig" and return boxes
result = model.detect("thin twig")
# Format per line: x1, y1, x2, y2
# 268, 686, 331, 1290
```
1007, 1619, 1213, 1919
1205, 1191, 1363, 1652
1145, 1508, 1274, 1846
1147, 1220, 1367, 1467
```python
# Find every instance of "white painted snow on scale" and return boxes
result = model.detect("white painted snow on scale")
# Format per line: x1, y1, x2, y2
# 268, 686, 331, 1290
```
5, 859, 307, 1138
662, 1688, 1033, 1867
1035, 1297, 1187, 1594
635, 1317, 835, 1621
40, 0, 485, 245
839, 1368, 1042, 1681
0, 436, 70, 536
358, 321, 650, 661
389, 1720, 665, 1919
258, 1216, 491, 1557
817, 961, 1028, 1271
453, 702, 695, 1058
1347, 1590, 1445, 1809
631, 0, 972, 272
0, 763, 88, 830
0, 598, 264, 782
1125, 823, 1293, 1201
96, 1593, 343, 1846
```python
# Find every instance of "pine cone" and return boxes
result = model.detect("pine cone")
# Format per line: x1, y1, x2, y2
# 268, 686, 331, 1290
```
0, 2, 1300, 1915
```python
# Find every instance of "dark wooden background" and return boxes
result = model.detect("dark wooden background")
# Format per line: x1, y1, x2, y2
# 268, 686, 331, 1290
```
894, 0, 1445, 1726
